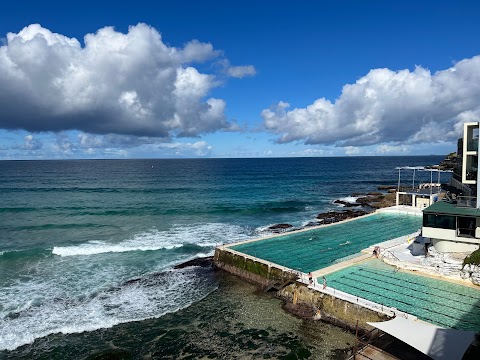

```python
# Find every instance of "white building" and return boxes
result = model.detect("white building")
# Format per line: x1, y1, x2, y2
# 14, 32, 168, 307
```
422, 122, 480, 253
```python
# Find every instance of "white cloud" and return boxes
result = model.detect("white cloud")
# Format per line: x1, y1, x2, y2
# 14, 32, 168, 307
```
12, 134, 42, 150
344, 146, 360, 155
0, 23, 249, 137
375, 144, 411, 154
227, 65, 256, 78
178, 40, 221, 63
154, 140, 212, 156
262, 56, 480, 146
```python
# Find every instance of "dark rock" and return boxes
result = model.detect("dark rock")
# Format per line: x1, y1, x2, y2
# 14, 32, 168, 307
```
174, 256, 213, 269
304, 221, 320, 227
333, 200, 360, 207
282, 302, 316, 320
267, 223, 293, 232
316, 210, 369, 223
367, 192, 383, 196
351, 192, 367, 196
377, 185, 397, 190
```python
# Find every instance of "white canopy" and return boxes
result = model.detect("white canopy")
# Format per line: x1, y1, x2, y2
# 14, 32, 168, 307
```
367, 318, 476, 360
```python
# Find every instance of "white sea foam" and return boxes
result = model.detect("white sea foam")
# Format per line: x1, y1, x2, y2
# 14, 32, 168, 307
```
52, 222, 250, 257
1, 222, 252, 351
338, 196, 359, 204
0, 266, 216, 351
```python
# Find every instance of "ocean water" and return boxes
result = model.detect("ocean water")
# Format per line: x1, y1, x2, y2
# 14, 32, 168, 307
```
0, 156, 445, 357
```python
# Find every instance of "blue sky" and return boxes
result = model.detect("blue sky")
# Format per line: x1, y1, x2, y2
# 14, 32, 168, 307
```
0, 0, 479, 159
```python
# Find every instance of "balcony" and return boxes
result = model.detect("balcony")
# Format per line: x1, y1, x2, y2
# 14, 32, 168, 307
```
456, 196, 477, 208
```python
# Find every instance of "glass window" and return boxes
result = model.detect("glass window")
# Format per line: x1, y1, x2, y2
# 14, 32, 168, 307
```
423, 214, 456, 229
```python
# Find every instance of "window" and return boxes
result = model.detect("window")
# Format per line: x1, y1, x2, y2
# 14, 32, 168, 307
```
423, 214, 456, 230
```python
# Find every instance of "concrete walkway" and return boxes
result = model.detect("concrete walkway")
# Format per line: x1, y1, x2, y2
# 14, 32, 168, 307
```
311, 253, 372, 278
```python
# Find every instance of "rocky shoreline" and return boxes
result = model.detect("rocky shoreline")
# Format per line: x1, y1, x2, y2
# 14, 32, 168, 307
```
266, 186, 397, 234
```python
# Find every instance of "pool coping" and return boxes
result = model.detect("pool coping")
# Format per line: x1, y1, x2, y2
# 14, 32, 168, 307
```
382, 258, 480, 290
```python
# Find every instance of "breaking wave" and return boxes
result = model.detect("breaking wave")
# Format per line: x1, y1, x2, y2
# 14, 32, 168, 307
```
52, 222, 251, 257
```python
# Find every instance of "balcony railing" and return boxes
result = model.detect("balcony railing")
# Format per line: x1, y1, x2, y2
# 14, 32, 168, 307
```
456, 196, 477, 208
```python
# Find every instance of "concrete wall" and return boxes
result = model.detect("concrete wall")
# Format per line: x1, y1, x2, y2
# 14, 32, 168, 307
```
278, 283, 390, 333
214, 248, 297, 287
431, 239, 480, 252
423, 226, 480, 252
214, 247, 390, 333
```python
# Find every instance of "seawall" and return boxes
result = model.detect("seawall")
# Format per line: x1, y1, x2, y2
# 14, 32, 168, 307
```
214, 246, 391, 333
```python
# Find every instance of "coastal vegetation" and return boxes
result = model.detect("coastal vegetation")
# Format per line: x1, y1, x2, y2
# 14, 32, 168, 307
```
463, 249, 480, 267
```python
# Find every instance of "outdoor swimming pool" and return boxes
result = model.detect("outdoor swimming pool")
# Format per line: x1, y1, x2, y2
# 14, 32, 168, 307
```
326, 260, 480, 331
232, 213, 421, 272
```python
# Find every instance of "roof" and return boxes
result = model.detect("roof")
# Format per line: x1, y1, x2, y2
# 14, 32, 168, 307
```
423, 200, 480, 217
368, 317, 476, 360
395, 166, 453, 173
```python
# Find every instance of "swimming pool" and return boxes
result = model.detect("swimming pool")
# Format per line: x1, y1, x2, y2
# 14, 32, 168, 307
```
326, 260, 480, 331
231, 213, 421, 272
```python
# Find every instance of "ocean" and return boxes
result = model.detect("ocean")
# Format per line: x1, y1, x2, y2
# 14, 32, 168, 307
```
0, 156, 446, 358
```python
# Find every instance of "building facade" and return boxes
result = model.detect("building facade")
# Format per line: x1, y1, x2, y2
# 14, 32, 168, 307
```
422, 122, 480, 253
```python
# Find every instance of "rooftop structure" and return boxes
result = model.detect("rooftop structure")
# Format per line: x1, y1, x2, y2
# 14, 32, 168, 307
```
395, 166, 451, 209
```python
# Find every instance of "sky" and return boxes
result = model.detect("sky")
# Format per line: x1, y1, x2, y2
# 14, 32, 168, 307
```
0, 0, 479, 159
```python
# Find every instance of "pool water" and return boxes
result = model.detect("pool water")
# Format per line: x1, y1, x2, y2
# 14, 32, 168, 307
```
326, 260, 480, 331
232, 213, 421, 272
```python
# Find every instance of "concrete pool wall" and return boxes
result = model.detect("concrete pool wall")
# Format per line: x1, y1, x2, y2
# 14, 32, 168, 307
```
214, 244, 393, 331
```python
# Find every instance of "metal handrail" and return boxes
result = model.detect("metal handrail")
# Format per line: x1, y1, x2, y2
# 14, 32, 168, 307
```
300, 277, 414, 319
382, 249, 400, 262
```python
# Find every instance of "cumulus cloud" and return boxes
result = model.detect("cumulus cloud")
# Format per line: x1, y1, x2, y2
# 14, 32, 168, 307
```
344, 146, 360, 155
178, 39, 221, 63
0, 23, 249, 137
227, 65, 256, 78
262, 56, 480, 146
376, 144, 411, 154
11, 134, 42, 150
154, 140, 212, 156
46, 131, 212, 157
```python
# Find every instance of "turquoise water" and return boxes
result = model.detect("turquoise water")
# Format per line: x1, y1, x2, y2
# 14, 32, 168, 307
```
326, 260, 480, 331
232, 213, 422, 272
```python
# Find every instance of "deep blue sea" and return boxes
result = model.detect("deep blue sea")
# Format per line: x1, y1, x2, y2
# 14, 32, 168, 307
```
0, 156, 446, 357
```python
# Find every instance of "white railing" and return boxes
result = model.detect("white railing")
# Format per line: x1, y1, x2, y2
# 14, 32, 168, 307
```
298, 277, 416, 320
450, 177, 473, 196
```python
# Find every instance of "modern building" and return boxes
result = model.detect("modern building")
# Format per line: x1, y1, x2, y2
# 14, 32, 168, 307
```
422, 122, 480, 253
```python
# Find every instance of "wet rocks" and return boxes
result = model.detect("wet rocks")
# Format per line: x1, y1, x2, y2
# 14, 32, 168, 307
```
357, 192, 396, 209
267, 223, 294, 233
316, 210, 369, 223
174, 256, 213, 269
335, 192, 396, 210
377, 185, 397, 190
333, 200, 360, 207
